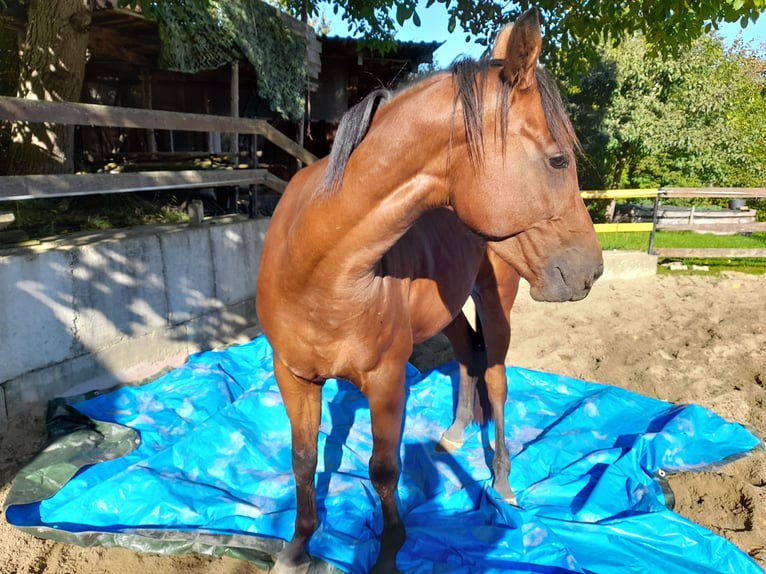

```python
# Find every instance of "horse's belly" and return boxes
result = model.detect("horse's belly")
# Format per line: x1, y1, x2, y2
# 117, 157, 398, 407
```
385, 211, 484, 343
406, 273, 474, 343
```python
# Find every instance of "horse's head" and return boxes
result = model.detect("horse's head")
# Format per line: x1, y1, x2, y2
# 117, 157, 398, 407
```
448, 9, 603, 302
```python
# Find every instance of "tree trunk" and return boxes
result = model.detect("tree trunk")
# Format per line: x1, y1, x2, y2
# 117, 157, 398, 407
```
7, 0, 91, 175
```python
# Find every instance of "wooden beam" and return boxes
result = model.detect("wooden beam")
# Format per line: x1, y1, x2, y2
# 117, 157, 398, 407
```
0, 96, 318, 165
259, 172, 288, 194
654, 248, 766, 259
87, 26, 156, 68
662, 188, 766, 199
0, 169, 287, 201
230, 61, 240, 154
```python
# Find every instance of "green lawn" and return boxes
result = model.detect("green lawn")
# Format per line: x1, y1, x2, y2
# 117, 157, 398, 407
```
597, 231, 766, 274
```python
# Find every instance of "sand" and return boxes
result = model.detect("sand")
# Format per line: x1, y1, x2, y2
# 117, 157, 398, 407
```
1, 271, 765, 573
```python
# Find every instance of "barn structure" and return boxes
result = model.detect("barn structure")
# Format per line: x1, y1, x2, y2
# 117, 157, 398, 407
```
2, 1, 438, 188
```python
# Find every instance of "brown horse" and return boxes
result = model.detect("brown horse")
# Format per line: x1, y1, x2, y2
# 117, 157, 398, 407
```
256, 9, 603, 573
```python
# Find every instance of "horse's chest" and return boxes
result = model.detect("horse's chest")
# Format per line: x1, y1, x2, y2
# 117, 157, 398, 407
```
272, 290, 404, 381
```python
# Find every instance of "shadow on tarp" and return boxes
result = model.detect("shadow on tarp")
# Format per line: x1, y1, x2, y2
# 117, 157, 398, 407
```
4, 335, 764, 574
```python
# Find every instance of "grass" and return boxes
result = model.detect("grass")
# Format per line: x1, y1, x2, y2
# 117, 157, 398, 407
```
3, 193, 189, 241
598, 231, 766, 274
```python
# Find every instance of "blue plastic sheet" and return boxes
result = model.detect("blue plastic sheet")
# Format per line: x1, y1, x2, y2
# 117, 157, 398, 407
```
6, 336, 763, 573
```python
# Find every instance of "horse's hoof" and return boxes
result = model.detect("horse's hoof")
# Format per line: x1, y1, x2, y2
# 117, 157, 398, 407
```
436, 434, 464, 453
272, 556, 310, 574
371, 562, 402, 574
504, 492, 519, 506
494, 483, 519, 506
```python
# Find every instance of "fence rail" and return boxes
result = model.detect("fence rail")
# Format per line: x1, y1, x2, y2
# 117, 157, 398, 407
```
584, 187, 766, 259
0, 95, 315, 204
0, 169, 289, 201
1, 94, 764, 259
0, 96, 318, 168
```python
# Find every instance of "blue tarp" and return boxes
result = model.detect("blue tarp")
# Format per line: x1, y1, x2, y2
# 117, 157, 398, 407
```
6, 336, 763, 573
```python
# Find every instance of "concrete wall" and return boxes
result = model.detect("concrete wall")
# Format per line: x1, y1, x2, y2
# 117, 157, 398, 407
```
600, 250, 657, 281
0, 217, 268, 424
0, 219, 656, 425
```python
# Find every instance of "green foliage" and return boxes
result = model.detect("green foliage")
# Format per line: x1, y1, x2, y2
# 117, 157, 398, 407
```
123, 0, 307, 120
271, 0, 764, 72
568, 33, 766, 192
7, 194, 188, 240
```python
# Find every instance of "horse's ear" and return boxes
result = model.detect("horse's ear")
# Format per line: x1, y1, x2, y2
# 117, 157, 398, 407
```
500, 8, 541, 91
491, 24, 514, 60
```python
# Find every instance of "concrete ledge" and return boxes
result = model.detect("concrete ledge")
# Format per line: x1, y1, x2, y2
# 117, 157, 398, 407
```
1, 221, 655, 425
600, 250, 657, 281
0, 217, 268, 424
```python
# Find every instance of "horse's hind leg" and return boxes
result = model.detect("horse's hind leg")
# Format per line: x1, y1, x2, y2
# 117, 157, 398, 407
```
475, 252, 520, 504
438, 311, 485, 452
272, 359, 323, 574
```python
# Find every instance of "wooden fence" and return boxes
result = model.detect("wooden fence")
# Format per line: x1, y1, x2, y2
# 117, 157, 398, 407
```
583, 187, 766, 258
1, 95, 765, 258
0, 95, 317, 202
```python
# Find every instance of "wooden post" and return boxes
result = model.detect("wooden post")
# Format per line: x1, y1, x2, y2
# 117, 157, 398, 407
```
203, 87, 219, 153
648, 192, 661, 255
230, 61, 239, 154
249, 134, 260, 218
219, 61, 240, 213
141, 70, 157, 153
188, 199, 204, 226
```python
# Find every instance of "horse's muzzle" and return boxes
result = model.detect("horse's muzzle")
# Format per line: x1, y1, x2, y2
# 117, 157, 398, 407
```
530, 254, 604, 302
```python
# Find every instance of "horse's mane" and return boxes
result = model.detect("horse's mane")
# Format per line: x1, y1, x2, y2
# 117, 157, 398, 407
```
320, 89, 392, 194
453, 58, 581, 164
319, 57, 580, 194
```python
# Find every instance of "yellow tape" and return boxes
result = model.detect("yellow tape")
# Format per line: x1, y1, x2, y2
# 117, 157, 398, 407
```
581, 189, 659, 199
594, 223, 654, 233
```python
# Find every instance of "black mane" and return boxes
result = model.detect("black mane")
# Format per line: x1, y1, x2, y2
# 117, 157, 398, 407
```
320, 89, 392, 193
319, 58, 579, 194
453, 57, 580, 164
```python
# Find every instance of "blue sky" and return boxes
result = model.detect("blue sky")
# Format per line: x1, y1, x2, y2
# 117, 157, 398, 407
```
320, 2, 766, 68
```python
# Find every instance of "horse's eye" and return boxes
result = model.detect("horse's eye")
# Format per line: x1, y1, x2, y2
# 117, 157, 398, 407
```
549, 155, 569, 170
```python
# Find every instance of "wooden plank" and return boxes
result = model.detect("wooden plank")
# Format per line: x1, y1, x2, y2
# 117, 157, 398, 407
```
653, 248, 766, 259
256, 121, 318, 167
0, 96, 318, 165
594, 222, 654, 233
581, 189, 659, 199
0, 169, 286, 201
655, 222, 766, 234
259, 172, 288, 194
661, 188, 766, 199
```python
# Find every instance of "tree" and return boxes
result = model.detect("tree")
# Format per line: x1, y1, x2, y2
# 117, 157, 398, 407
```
567, 33, 766, 191
2, 0, 765, 176
279, 0, 766, 72
6, 0, 91, 175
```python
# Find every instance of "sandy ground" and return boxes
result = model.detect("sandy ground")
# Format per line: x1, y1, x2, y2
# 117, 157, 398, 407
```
1, 271, 765, 573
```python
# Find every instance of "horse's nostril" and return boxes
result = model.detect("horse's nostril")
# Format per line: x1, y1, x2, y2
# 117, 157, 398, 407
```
594, 262, 604, 280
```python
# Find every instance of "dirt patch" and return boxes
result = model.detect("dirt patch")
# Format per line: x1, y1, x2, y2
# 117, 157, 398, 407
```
2, 272, 765, 572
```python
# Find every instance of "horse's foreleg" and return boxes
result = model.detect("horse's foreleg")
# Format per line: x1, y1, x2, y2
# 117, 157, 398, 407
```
438, 312, 482, 452
367, 375, 406, 574
273, 359, 323, 574
477, 254, 520, 505
484, 363, 516, 504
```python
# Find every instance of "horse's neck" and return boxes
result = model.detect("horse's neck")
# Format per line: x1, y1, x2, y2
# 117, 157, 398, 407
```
293, 86, 453, 283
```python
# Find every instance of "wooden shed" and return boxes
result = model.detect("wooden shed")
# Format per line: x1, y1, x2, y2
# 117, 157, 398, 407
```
78, 1, 322, 179
306, 36, 440, 158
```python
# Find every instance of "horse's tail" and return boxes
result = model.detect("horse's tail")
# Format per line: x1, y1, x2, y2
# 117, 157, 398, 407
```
319, 89, 392, 194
